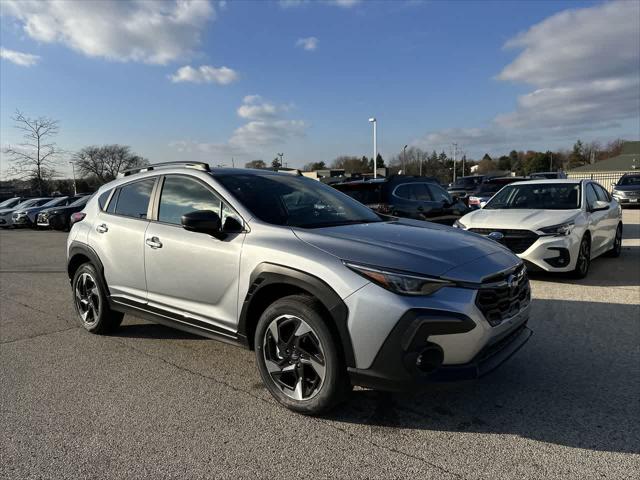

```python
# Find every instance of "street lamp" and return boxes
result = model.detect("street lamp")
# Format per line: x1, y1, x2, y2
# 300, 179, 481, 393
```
368, 117, 377, 178
402, 145, 408, 174
69, 161, 77, 195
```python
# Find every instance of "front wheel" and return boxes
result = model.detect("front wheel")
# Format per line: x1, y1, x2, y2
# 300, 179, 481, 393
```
254, 295, 350, 415
571, 235, 591, 279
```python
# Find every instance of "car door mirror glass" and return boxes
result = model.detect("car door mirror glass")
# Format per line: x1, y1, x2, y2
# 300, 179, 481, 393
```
590, 200, 609, 211
181, 210, 222, 235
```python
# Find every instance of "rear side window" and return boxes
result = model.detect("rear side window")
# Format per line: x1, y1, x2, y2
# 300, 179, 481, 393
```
158, 176, 222, 225
98, 190, 111, 210
395, 183, 432, 201
113, 179, 155, 219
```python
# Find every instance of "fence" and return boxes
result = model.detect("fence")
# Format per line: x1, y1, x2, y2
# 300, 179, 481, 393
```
566, 170, 635, 191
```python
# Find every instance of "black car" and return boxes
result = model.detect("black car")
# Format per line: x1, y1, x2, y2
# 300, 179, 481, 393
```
37, 194, 92, 230
332, 175, 469, 225
612, 173, 640, 206
467, 177, 527, 209
447, 175, 486, 202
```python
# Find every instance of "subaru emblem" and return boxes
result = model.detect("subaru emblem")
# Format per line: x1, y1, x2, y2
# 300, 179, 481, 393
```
488, 231, 504, 242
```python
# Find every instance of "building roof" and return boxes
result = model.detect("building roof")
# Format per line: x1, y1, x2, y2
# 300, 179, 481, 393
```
570, 141, 639, 172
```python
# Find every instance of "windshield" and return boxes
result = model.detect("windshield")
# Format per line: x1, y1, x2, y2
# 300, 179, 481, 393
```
618, 175, 640, 186
0, 198, 20, 208
16, 199, 40, 209
216, 174, 382, 228
484, 183, 581, 210
333, 183, 383, 204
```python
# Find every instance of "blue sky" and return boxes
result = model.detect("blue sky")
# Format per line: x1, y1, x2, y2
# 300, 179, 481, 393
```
1, 0, 638, 176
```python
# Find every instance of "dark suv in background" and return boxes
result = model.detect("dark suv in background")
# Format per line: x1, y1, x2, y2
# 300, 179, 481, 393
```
333, 176, 468, 225
467, 177, 527, 209
447, 175, 487, 203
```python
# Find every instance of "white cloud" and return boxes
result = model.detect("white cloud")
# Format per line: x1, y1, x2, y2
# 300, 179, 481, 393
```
0, 47, 40, 66
169, 95, 307, 157
279, 0, 360, 8
2, 0, 215, 65
416, 0, 640, 155
296, 36, 318, 51
169, 65, 239, 85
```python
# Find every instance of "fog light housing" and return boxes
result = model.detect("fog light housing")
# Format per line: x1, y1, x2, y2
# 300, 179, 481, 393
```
544, 247, 571, 268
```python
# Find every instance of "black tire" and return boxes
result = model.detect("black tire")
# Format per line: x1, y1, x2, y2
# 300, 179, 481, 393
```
571, 234, 591, 279
72, 263, 123, 334
605, 223, 623, 258
254, 294, 350, 415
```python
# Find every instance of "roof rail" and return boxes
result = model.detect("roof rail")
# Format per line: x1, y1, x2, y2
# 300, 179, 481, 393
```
121, 161, 211, 177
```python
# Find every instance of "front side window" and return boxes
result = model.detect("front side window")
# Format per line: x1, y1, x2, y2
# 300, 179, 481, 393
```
593, 184, 610, 202
113, 179, 155, 219
484, 183, 581, 210
158, 176, 222, 225
585, 184, 599, 210
216, 173, 381, 228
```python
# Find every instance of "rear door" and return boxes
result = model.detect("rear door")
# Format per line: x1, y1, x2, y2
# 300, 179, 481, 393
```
143, 174, 246, 333
88, 177, 156, 304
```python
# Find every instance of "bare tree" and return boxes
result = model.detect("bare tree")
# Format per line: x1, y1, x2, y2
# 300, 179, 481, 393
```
74, 144, 147, 185
3, 110, 61, 195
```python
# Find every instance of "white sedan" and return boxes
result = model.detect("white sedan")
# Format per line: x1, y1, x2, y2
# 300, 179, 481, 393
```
454, 179, 622, 278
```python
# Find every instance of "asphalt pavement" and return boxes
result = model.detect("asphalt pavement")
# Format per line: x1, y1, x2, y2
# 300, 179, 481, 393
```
1, 210, 639, 479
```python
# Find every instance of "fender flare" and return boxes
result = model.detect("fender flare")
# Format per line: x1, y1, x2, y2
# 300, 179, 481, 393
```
67, 241, 110, 294
238, 263, 356, 367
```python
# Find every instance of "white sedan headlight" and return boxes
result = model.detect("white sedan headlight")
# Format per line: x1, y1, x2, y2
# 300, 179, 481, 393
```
539, 221, 575, 236
453, 219, 467, 229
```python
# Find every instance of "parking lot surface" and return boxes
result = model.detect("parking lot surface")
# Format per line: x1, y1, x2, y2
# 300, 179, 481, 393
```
1, 210, 639, 479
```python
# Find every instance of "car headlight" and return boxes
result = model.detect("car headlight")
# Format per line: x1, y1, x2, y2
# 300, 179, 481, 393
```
539, 221, 575, 236
453, 219, 467, 229
345, 262, 453, 296
612, 189, 625, 197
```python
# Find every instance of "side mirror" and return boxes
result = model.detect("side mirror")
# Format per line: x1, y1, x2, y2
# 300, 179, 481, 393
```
181, 210, 222, 235
590, 200, 609, 212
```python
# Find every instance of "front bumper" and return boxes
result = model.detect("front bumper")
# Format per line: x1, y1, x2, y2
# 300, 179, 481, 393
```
11, 214, 31, 227
613, 194, 639, 205
344, 281, 532, 390
517, 234, 581, 272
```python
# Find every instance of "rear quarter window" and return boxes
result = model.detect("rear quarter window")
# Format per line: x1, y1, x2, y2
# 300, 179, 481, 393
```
98, 190, 112, 210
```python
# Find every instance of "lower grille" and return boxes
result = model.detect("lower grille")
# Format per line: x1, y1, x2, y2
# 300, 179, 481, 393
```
469, 228, 539, 254
476, 265, 531, 327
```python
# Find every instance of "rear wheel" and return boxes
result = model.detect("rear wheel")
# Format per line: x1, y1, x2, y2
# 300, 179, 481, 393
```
254, 295, 350, 415
72, 263, 123, 334
571, 235, 591, 279
605, 223, 622, 257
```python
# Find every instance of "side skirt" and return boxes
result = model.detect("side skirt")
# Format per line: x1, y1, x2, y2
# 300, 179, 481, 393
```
110, 298, 250, 349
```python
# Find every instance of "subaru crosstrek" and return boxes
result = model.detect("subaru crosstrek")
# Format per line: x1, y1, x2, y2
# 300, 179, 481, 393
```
67, 162, 532, 414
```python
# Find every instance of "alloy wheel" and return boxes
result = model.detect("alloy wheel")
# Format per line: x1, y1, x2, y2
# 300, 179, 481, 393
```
577, 238, 590, 275
263, 314, 326, 401
614, 226, 622, 254
75, 272, 101, 327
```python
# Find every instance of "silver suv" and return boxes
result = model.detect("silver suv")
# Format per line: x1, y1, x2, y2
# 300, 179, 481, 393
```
67, 162, 532, 414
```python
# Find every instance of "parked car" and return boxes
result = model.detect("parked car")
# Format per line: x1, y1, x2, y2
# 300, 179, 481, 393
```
0, 197, 51, 228
67, 162, 532, 414
0, 197, 27, 209
13, 195, 82, 228
333, 176, 468, 225
447, 175, 485, 202
468, 177, 527, 209
38, 194, 92, 231
611, 173, 640, 206
454, 179, 622, 278
529, 171, 567, 179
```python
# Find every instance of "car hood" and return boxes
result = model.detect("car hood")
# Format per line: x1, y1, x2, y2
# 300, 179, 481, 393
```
293, 219, 521, 282
461, 208, 579, 231
0, 208, 18, 215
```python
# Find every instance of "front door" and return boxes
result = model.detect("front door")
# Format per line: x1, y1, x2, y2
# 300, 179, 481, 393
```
144, 175, 246, 334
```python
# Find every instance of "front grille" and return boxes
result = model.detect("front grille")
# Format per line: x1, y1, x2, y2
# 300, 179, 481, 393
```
476, 265, 531, 327
469, 228, 539, 254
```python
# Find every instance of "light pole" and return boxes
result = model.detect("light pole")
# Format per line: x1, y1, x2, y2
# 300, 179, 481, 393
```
69, 161, 77, 195
403, 145, 407, 174
368, 117, 377, 178
452, 143, 458, 183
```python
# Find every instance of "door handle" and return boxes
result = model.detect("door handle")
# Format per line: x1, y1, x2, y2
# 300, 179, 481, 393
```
145, 236, 163, 249
96, 224, 108, 233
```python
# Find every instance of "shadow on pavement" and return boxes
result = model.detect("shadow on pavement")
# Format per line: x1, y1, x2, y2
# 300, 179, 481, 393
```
328, 298, 640, 455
